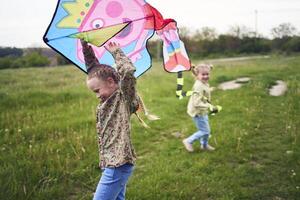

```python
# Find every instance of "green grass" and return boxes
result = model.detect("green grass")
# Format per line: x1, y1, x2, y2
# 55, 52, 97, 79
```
0, 55, 299, 200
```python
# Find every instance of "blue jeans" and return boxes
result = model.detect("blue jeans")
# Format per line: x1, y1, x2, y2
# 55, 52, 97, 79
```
186, 115, 210, 146
93, 163, 134, 200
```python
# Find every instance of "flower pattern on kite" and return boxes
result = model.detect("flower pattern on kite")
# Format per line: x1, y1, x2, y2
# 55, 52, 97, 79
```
44, 0, 191, 77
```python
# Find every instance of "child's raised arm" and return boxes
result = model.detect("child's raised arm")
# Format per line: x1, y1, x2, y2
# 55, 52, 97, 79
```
105, 42, 136, 76
80, 39, 100, 72
105, 42, 138, 111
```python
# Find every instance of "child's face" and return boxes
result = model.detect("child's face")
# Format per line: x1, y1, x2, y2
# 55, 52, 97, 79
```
197, 68, 210, 83
87, 77, 118, 102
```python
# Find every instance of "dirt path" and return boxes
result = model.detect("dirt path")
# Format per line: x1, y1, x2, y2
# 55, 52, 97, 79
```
203, 55, 270, 63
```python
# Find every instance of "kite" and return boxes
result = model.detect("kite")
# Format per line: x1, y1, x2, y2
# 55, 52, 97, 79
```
43, 0, 191, 77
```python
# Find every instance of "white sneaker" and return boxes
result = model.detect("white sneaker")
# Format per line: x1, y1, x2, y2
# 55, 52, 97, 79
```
182, 139, 194, 152
201, 144, 215, 151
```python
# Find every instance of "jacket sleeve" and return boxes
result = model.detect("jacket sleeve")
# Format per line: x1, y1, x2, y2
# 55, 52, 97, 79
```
110, 48, 138, 111
191, 90, 210, 109
81, 40, 99, 71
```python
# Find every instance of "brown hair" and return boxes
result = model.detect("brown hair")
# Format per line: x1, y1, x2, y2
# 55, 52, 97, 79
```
87, 64, 120, 83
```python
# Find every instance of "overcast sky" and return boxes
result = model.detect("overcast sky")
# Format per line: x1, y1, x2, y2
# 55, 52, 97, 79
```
0, 0, 299, 47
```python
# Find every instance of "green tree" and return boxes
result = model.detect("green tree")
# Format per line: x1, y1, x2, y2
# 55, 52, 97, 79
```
227, 25, 255, 39
194, 27, 218, 41
284, 36, 300, 52
271, 23, 297, 39
24, 52, 50, 67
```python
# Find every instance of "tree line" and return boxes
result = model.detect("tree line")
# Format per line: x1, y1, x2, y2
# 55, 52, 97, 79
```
0, 23, 299, 70
149, 23, 300, 59
0, 47, 71, 70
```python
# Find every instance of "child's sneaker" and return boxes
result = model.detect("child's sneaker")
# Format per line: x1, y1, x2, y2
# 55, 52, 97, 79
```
201, 144, 215, 151
182, 139, 194, 152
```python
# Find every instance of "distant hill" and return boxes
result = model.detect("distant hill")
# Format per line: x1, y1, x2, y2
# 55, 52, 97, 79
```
23, 48, 59, 66
0, 47, 23, 57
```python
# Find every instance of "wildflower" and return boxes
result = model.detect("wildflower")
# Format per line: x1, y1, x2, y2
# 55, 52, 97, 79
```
286, 150, 293, 154
290, 170, 296, 177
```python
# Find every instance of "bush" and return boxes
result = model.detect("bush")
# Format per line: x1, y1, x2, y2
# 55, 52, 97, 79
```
0, 57, 13, 69
284, 37, 300, 52
0, 52, 50, 69
56, 54, 71, 65
24, 52, 50, 67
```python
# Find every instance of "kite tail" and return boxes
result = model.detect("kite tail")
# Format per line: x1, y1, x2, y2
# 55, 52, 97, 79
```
138, 94, 160, 121
134, 113, 150, 129
134, 94, 160, 128
176, 71, 193, 99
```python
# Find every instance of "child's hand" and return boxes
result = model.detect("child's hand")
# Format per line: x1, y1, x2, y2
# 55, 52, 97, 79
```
80, 39, 89, 48
105, 42, 120, 53
80, 39, 86, 45
209, 105, 222, 114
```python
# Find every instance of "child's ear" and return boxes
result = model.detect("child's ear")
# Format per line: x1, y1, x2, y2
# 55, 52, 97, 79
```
107, 77, 116, 86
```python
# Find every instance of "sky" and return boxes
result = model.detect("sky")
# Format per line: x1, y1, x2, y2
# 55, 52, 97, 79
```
0, 0, 299, 48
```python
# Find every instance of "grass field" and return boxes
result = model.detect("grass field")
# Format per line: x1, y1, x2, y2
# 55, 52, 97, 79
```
0, 55, 299, 200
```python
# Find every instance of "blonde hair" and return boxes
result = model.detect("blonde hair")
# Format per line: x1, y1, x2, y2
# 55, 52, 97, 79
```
191, 63, 213, 76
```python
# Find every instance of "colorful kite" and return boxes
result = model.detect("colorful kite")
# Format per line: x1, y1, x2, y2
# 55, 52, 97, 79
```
44, 0, 191, 77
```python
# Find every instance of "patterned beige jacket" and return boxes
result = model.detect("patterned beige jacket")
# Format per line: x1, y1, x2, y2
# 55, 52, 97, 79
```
94, 48, 139, 169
